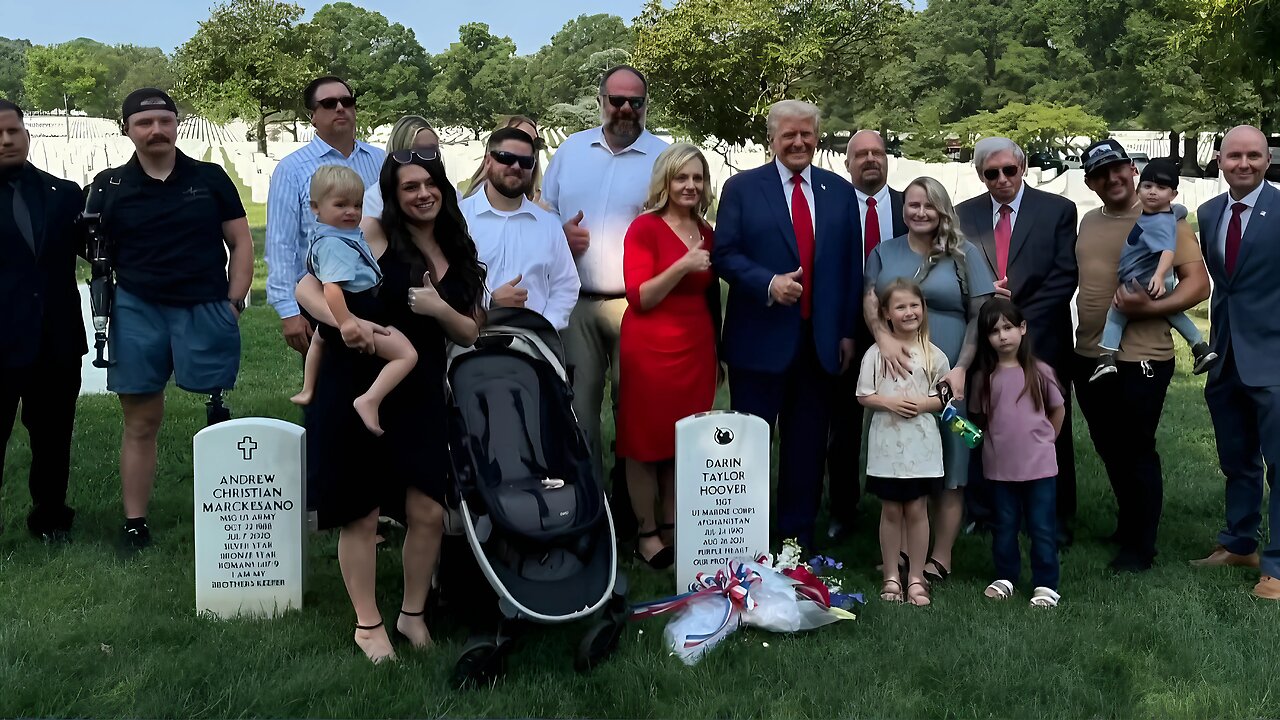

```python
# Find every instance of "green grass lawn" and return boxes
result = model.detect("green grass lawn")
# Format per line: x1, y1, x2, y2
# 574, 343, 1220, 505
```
1, 168, 1276, 719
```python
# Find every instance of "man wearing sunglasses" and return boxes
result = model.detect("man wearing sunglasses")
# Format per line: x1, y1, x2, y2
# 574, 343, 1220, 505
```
542, 65, 668, 532
461, 127, 579, 330
266, 75, 385, 357
955, 137, 1079, 546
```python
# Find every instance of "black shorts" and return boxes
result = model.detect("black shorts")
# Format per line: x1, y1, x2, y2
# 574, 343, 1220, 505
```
867, 475, 938, 503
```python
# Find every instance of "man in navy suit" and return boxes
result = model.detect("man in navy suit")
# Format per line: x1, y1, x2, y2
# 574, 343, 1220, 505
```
955, 137, 1079, 544
712, 100, 859, 548
0, 98, 87, 541
826, 129, 906, 539
1190, 125, 1280, 600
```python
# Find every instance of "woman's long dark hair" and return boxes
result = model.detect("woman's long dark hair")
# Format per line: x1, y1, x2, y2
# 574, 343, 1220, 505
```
377, 154, 486, 310
974, 297, 1056, 417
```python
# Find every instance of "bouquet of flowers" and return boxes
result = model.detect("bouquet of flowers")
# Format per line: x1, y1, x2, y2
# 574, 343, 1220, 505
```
631, 539, 861, 665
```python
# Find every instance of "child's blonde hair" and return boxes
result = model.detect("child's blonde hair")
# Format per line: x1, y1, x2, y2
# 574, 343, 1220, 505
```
878, 278, 943, 373
309, 165, 365, 206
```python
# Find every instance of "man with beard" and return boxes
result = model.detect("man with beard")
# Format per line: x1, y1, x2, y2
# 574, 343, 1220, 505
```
0, 98, 86, 541
92, 88, 254, 550
461, 127, 579, 330
1073, 138, 1209, 572
826, 129, 908, 539
542, 65, 668, 536
266, 76, 384, 358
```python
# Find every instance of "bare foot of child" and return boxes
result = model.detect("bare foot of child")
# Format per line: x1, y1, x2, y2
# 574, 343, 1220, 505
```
354, 623, 396, 664
290, 390, 312, 406
396, 612, 434, 649
353, 395, 384, 436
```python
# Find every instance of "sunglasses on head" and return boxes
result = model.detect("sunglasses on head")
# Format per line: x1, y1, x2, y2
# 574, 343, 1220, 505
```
605, 95, 646, 111
390, 148, 440, 164
314, 95, 357, 111
489, 150, 536, 170
983, 165, 1020, 181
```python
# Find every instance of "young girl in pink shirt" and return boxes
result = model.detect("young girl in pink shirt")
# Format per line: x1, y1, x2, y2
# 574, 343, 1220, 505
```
971, 297, 1066, 608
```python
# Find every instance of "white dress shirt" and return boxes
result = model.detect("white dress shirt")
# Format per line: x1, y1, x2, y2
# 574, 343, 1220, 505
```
775, 157, 816, 230
1216, 181, 1266, 259
362, 182, 384, 220
855, 184, 894, 257
461, 189, 581, 330
264, 136, 384, 318
541, 126, 668, 295
990, 184, 1026, 231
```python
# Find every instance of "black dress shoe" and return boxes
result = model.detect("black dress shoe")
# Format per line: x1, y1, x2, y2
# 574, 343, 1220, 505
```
27, 505, 75, 540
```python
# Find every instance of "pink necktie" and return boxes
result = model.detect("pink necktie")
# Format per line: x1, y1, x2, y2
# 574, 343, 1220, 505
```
864, 197, 880, 259
994, 204, 1012, 278
1225, 202, 1247, 275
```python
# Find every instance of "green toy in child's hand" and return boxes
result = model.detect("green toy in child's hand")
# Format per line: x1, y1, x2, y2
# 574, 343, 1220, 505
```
935, 381, 984, 449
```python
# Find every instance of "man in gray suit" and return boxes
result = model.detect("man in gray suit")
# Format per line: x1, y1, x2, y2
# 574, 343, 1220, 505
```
1190, 125, 1280, 600
956, 137, 1079, 544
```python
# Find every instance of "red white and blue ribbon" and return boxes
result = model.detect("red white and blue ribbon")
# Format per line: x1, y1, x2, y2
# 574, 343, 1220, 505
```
630, 559, 761, 621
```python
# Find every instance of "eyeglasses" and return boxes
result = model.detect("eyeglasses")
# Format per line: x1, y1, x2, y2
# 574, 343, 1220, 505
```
390, 148, 440, 164
314, 95, 357, 111
982, 165, 1020, 181
605, 95, 646, 111
489, 150, 536, 170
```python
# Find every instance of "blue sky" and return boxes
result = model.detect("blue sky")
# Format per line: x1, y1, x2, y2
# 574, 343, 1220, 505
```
2, 0, 650, 54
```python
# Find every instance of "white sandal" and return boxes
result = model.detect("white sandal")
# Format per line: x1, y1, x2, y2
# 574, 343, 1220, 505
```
983, 579, 1015, 600
1029, 586, 1060, 608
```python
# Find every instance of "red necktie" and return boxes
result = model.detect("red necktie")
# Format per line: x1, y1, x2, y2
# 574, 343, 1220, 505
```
1225, 202, 1247, 275
864, 196, 880, 259
994, 204, 1012, 279
791, 173, 815, 319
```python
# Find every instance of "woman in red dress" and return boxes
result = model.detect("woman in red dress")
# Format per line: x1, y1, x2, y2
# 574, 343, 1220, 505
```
618, 143, 721, 568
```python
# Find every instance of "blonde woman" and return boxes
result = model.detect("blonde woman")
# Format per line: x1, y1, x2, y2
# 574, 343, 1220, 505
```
616, 142, 721, 568
463, 115, 545, 203
863, 176, 997, 584
363, 115, 440, 222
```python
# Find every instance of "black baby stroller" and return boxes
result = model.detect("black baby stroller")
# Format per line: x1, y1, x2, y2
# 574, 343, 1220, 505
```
443, 308, 628, 686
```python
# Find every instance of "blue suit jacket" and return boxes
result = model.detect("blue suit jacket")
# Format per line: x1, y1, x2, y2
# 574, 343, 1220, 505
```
1197, 181, 1280, 387
712, 162, 859, 375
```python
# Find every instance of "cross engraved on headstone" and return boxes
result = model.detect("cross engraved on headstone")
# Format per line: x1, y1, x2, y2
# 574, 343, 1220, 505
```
237, 436, 257, 460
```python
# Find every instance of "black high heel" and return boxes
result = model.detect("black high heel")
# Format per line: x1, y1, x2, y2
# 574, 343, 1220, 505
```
634, 528, 674, 570
396, 608, 429, 647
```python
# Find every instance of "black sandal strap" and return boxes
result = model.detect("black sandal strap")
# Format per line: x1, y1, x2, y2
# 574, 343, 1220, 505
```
637, 528, 662, 539
658, 523, 674, 530
355, 620, 384, 631
399, 609, 425, 617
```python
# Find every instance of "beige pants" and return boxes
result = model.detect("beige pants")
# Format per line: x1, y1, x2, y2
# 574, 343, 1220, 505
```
564, 296, 627, 481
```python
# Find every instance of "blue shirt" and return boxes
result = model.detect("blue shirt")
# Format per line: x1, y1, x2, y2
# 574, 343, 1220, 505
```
265, 136, 385, 317
308, 224, 382, 294
1119, 204, 1186, 282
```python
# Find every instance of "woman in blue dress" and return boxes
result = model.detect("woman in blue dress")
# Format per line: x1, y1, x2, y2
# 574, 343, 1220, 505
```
863, 176, 996, 584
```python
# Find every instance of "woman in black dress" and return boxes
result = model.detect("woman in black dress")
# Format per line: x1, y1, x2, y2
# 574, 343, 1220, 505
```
299, 150, 485, 663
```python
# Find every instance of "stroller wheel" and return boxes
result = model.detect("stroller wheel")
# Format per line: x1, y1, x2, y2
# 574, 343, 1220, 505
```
574, 618, 624, 674
452, 638, 512, 690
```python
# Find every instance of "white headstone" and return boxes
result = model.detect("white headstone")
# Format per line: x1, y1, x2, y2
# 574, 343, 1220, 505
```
193, 418, 306, 618
674, 411, 771, 593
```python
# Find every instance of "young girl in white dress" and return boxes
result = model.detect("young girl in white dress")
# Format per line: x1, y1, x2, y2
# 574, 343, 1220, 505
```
857, 278, 949, 607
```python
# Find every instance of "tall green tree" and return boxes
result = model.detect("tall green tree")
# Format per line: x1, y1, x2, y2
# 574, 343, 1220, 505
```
0, 37, 32, 105
175, 0, 319, 154
307, 2, 434, 134
950, 102, 1108, 150
526, 14, 632, 118
1176, 0, 1280, 130
427, 23, 527, 138
632, 0, 907, 145
22, 41, 112, 117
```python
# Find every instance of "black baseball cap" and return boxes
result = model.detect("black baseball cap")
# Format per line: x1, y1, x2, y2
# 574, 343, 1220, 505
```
1140, 158, 1180, 189
1082, 138, 1131, 176
122, 88, 177, 124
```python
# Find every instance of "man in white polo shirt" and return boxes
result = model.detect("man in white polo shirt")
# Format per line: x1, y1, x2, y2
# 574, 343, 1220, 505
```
542, 65, 668, 529
462, 127, 579, 329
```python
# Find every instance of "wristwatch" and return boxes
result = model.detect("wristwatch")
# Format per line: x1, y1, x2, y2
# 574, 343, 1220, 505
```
230, 298, 246, 313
